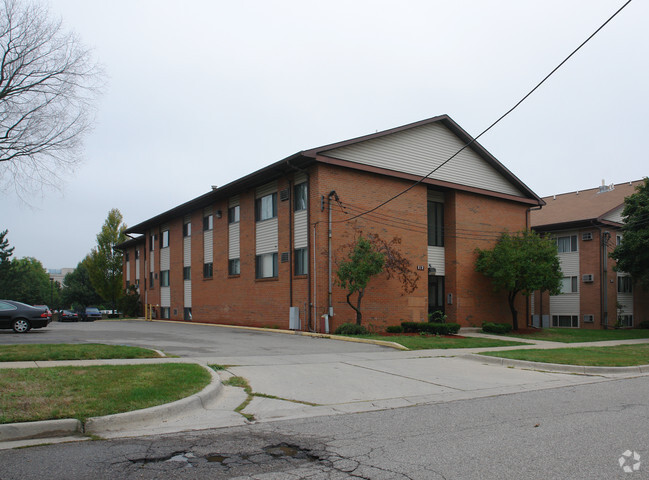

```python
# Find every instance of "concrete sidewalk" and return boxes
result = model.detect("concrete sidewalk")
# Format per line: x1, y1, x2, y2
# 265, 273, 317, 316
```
1, 333, 649, 448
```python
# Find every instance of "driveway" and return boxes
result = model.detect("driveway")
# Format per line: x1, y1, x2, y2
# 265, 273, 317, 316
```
0, 319, 388, 357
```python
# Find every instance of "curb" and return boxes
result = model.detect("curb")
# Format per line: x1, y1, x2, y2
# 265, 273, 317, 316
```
0, 364, 221, 444
463, 353, 649, 375
147, 319, 409, 350
0, 419, 82, 442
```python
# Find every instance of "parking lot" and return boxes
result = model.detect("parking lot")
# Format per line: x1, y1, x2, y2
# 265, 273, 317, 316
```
0, 319, 388, 357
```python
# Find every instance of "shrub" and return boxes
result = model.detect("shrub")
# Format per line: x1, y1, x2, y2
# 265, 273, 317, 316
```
386, 325, 404, 333
334, 323, 369, 335
400, 321, 461, 335
482, 322, 513, 334
639, 320, 649, 329
401, 322, 420, 333
428, 310, 448, 323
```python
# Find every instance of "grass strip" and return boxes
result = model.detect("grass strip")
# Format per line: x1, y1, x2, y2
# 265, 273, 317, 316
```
480, 344, 649, 367
0, 343, 162, 362
351, 335, 529, 350
494, 328, 649, 343
0, 363, 209, 424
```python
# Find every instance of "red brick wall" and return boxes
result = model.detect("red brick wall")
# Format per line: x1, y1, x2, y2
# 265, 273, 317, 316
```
450, 190, 529, 327
125, 163, 533, 331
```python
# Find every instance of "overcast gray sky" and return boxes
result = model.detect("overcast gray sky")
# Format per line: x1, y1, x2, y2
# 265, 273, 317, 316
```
3, 0, 647, 269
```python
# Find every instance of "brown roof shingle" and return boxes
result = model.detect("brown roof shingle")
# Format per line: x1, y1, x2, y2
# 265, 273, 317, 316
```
531, 180, 644, 229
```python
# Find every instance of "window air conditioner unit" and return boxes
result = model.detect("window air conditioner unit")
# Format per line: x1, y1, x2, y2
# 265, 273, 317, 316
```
583, 314, 594, 323
582, 274, 594, 283
582, 232, 593, 241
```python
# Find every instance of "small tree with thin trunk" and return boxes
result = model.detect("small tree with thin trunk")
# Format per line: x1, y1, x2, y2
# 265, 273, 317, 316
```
475, 230, 562, 331
336, 232, 419, 326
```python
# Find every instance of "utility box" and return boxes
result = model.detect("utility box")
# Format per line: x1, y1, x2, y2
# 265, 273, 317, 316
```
289, 307, 300, 330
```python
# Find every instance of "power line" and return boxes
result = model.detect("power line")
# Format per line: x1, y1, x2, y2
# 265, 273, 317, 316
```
334, 0, 634, 225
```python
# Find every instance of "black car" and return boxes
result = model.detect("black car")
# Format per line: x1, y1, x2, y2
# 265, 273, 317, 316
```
76, 307, 102, 322
59, 309, 80, 322
0, 300, 52, 333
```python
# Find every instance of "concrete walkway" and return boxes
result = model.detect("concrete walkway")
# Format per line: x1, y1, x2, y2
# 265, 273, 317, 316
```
1, 329, 648, 449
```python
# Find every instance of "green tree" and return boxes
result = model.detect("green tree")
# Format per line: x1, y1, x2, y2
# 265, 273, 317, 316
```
611, 178, 649, 288
335, 233, 419, 326
4, 256, 51, 305
475, 230, 562, 331
86, 209, 127, 310
60, 257, 102, 309
0, 229, 15, 295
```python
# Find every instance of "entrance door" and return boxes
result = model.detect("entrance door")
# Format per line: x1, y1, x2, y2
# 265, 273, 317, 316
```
428, 276, 445, 317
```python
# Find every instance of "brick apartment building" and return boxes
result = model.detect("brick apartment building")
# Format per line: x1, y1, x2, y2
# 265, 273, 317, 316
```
118, 115, 544, 332
531, 180, 649, 329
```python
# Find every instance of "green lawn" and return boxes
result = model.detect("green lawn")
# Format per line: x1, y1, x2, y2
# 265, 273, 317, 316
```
492, 328, 649, 343
480, 344, 649, 367
0, 363, 210, 424
351, 335, 530, 350
0, 343, 162, 362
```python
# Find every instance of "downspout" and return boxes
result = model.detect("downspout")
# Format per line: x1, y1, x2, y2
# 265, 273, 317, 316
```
288, 178, 294, 309
528, 205, 542, 328
327, 191, 338, 332
312, 221, 318, 332
600, 228, 611, 329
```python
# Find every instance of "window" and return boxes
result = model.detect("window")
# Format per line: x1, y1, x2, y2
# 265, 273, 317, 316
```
552, 315, 579, 328
150, 234, 155, 251
295, 248, 308, 275
125, 252, 130, 262
161, 230, 169, 248
135, 249, 140, 260
427, 201, 444, 247
0, 301, 16, 311
256, 193, 277, 221
160, 307, 170, 319
183, 266, 191, 280
160, 270, 169, 287
616, 234, 622, 246
183, 222, 191, 237
203, 262, 213, 278
557, 235, 578, 253
256, 252, 278, 278
184, 308, 192, 321
149, 272, 154, 288
560, 276, 578, 294
228, 205, 240, 223
228, 258, 240, 275
618, 276, 632, 294
294, 183, 307, 211
203, 214, 213, 231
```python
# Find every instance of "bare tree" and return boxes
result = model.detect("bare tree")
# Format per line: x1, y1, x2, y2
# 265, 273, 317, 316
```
0, 0, 103, 196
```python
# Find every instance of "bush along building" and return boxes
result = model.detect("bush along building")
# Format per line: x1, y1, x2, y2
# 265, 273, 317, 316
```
117, 115, 544, 332
530, 180, 649, 329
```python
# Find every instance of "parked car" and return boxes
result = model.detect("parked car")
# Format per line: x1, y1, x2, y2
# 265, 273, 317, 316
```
76, 307, 102, 322
33, 305, 52, 319
0, 300, 52, 333
59, 310, 79, 322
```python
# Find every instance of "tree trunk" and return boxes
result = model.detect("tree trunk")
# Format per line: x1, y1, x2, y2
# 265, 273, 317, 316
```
346, 290, 363, 326
508, 291, 519, 331
355, 289, 365, 325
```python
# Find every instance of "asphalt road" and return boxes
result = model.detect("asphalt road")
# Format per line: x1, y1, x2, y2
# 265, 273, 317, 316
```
0, 319, 387, 357
1, 375, 647, 479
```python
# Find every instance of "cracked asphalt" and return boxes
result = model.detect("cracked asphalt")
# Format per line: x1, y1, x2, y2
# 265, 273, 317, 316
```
1, 375, 648, 479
